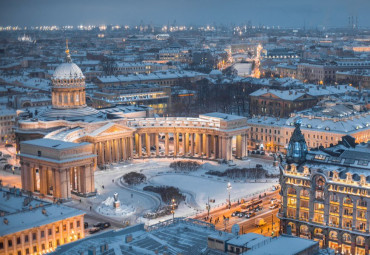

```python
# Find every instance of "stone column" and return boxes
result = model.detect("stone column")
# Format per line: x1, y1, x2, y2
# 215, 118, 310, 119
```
191, 133, 195, 157
121, 137, 128, 160
21, 162, 27, 191
59, 168, 68, 199
28, 164, 35, 192
39, 166, 48, 195
130, 137, 134, 159
165, 133, 169, 156
115, 139, 120, 162
226, 137, 232, 161
77, 166, 87, 194
155, 134, 160, 156
185, 133, 189, 156
236, 135, 242, 158
53, 169, 60, 198
196, 133, 201, 156
77, 167, 82, 193
66, 168, 71, 198
241, 134, 247, 158
173, 133, 178, 157
138, 134, 142, 157
213, 136, 217, 158
100, 142, 105, 165
106, 140, 112, 163
202, 133, 207, 155
135, 133, 139, 154
146, 133, 151, 156
205, 134, 210, 158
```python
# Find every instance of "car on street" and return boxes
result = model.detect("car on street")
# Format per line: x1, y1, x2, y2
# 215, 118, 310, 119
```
269, 204, 279, 209
231, 211, 241, 217
89, 227, 100, 234
254, 206, 263, 212
238, 212, 245, 218
245, 212, 256, 218
93, 222, 111, 229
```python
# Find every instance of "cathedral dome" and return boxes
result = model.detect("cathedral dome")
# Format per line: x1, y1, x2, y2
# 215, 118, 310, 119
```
52, 62, 85, 80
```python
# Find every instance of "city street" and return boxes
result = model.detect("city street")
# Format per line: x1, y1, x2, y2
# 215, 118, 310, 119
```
193, 189, 281, 236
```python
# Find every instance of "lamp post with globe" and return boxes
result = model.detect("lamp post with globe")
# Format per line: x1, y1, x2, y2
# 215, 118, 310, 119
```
171, 198, 177, 221
227, 182, 232, 209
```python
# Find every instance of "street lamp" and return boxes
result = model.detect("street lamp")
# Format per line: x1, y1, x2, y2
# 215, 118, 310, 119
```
206, 197, 211, 218
171, 198, 177, 221
227, 182, 232, 209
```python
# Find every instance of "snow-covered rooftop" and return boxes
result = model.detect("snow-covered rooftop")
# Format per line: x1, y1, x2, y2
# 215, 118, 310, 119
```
0, 189, 84, 237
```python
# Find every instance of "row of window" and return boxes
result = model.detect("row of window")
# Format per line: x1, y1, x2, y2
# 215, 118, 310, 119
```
0, 221, 81, 250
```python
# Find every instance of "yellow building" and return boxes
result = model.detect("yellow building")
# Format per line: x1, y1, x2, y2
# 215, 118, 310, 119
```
0, 188, 84, 255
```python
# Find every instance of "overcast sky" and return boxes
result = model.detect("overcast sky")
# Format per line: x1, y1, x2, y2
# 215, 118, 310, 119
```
0, 0, 369, 28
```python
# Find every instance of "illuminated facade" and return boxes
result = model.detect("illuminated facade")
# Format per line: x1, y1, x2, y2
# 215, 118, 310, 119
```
279, 128, 370, 255
0, 188, 84, 255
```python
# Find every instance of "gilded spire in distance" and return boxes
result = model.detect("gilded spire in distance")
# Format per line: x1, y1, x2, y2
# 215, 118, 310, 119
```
65, 39, 72, 63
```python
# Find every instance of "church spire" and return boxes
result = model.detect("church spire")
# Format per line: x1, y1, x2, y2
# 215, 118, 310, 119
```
65, 39, 72, 63
287, 118, 308, 164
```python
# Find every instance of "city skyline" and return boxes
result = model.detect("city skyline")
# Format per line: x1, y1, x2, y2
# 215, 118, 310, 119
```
0, 0, 369, 28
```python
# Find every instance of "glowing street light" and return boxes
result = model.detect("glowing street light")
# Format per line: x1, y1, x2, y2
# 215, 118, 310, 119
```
171, 198, 177, 221
227, 182, 232, 209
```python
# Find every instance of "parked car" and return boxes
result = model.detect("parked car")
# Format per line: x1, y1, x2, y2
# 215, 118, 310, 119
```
94, 222, 111, 229
260, 151, 265, 155
89, 227, 100, 234
238, 212, 245, 218
245, 212, 256, 218
232, 211, 241, 217
269, 204, 279, 209
254, 206, 263, 212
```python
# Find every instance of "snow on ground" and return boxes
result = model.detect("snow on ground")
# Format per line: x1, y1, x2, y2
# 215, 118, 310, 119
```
88, 157, 278, 224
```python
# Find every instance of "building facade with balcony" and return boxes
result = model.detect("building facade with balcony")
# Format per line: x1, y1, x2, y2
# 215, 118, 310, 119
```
279, 122, 370, 255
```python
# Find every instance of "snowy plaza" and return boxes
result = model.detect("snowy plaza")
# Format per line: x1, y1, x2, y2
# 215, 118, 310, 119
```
65, 157, 279, 226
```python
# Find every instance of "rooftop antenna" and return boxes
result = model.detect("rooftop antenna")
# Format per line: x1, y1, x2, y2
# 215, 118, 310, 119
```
65, 39, 72, 63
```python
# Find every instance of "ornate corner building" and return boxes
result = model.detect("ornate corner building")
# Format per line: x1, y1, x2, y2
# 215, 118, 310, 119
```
279, 121, 370, 255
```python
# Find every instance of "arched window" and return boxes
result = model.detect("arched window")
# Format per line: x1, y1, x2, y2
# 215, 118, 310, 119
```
356, 236, 365, 246
343, 197, 353, 206
329, 231, 338, 240
315, 176, 325, 190
342, 233, 351, 243
288, 222, 296, 234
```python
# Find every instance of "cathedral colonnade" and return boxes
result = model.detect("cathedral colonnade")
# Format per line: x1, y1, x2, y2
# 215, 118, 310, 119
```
89, 127, 248, 166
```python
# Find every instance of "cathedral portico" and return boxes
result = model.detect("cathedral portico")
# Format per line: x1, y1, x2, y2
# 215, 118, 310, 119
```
19, 138, 96, 200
